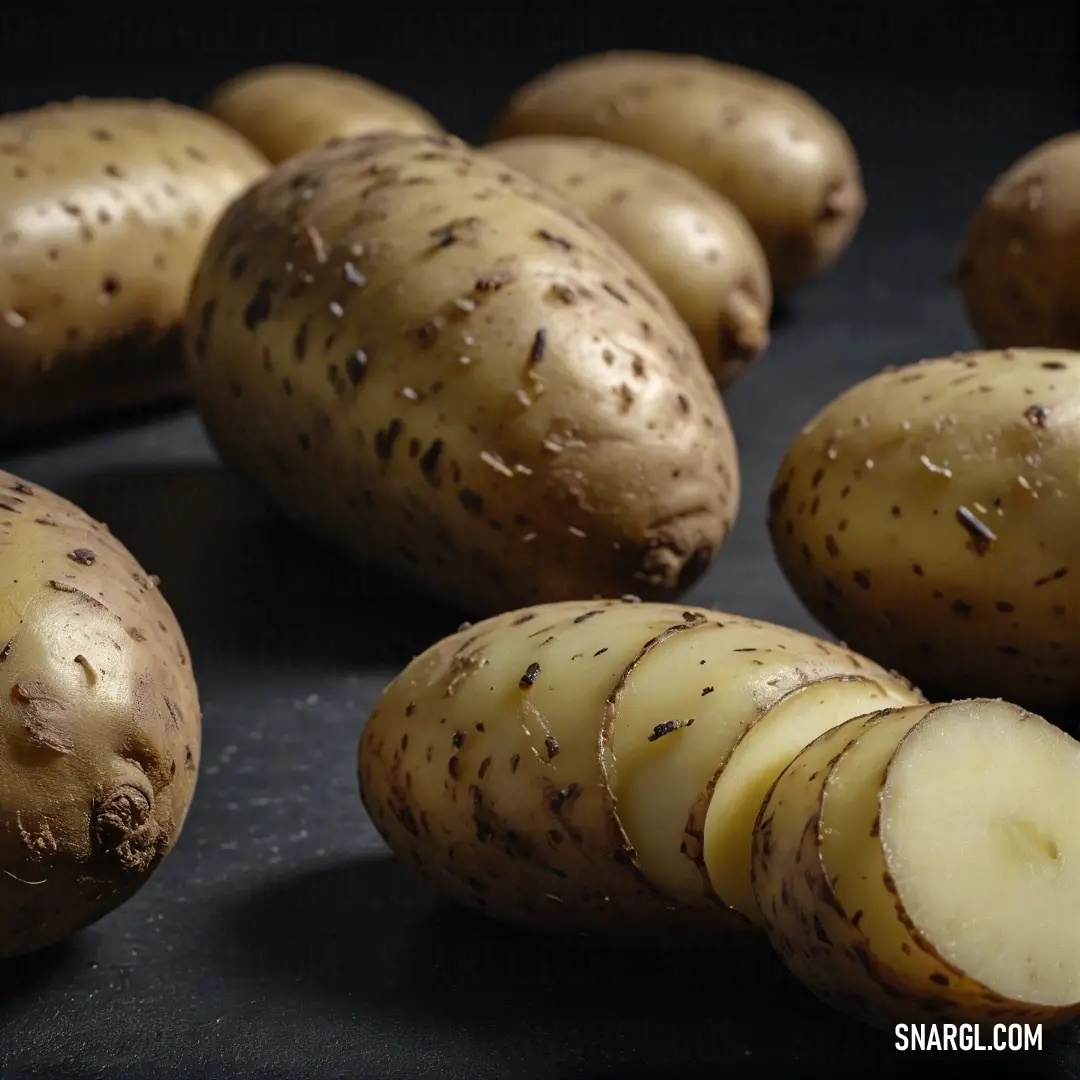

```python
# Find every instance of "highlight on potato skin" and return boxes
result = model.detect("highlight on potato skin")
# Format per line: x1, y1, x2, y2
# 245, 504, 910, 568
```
488, 50, 866, 291
484, 135, 773, 392
205, 63, 444, 164
752, 699, 1080, 1029
0, 98, 269, 436
183, 132, 740, 616
0, 471, 201, 959
357, 598, 921, 943
959, 131, 1080, 351
767, 347, 1080, 709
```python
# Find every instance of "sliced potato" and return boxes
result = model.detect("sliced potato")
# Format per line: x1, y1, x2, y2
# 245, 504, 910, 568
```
752, 700, 1080, 1028
358, 598, 921, 941
702, 675, 913, 922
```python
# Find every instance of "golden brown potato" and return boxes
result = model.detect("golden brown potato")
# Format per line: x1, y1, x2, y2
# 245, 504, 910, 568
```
485, 135, 772, 391
0, 98, 269, 436
489, 51, 865, 290
960, 132, 1080, 350
0, 471, 201, 958
205, 63, 444, 164
183, 133, 740, 615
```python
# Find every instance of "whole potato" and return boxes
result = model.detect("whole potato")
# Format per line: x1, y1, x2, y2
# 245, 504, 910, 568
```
0, 98, 269, 437
0, 471, 201, 958
768, 347, 1080, 707
488, 51, 865, 290
205, 63, 444, 164
959, 131, 1080, 350
184, 133, 740, 615
485, 135, 772, 391
358, 599, 920, 942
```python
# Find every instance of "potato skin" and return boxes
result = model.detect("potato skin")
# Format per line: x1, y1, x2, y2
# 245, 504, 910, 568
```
485, 136, 772, 391
205, 63, 444, 164
0, 471, 201, 958
768, 347, 1080, 707
184, 133, 739, 615
358, 598, 919, 943
0, 98, 268, 437
960, 132, 1080, 350
488, 51, 865, 290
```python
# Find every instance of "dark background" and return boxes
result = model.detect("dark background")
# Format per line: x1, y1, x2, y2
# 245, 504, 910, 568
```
1, 2, 1079, 1078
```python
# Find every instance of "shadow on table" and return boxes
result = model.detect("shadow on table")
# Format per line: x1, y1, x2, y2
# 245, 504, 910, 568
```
60, 465, 465, 672
223, 855, 1022, 1080
0, 939, 84, 1017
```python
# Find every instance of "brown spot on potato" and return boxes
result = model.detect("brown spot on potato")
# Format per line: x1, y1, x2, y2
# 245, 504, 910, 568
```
952, 600, 973, 617
243, 278, 274, 330
853, 570, 871, 589
67, 548, 96, 566
374, 419, 404, 460
519, 662, 541, 689
1035, 568, 1068, 587
459, 489, 484, 514
544, 735, 560, 759
1025, 403, 1049, 426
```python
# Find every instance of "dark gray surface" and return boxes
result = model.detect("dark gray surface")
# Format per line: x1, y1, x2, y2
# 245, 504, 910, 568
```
2, 7, 1080, 1079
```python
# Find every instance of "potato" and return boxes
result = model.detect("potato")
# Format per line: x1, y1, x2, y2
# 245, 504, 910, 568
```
184, 132, 740, 615
484, 135, 772, 391
0, 471, 201, 958
0, 98, 268, 437
488, 51, 865, 290
768, 347, 1080, 708
205, 63, 444, 164
357, 598, 921, 942
959, 132, 1080, 350
752, 699, 1080, 1028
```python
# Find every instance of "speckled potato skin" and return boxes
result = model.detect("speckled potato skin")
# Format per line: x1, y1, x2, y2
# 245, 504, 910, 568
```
357, 598, 919, 942
0, 472, 201, 958
960, 133, 1080, 350
184, 133, 740, 615
205, 64, 444, 164
0, 99, 269, 436
488, 51, 865, 290
752, 704, 1080, 1029
485, 135, 772, 391
768, 348, 1080, 707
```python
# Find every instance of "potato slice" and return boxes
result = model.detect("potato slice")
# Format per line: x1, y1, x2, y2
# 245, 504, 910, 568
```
752, 700, 1080, 1027
606, 622, 921, 918
703, 675, 913, 922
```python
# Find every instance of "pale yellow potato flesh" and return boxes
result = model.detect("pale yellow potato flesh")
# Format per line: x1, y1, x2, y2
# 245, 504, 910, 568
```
703, 675, 919, 922
0, 471, 201, 958
883, 700, 1080, 1009
484, 135, 772, 391
753, 701, 1080, 1028
205, 64, 443, 164
0, 99, 268, 434
607, 618, 920, 918
768, 347, 1080, 708
359, 598, 920, 942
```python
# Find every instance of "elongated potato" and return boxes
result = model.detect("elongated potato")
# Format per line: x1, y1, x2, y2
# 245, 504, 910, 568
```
205, 63, 444, 164
0, 99, 269, 436
959, 132, 1080, 350
752, 700, 1080, 1028
484, 135, 771, 391
769, 347, 1080, 707
357, 598, 920, 941
184, 133, 739, 615
0, 471, 201, 958
488, 51, 865, 290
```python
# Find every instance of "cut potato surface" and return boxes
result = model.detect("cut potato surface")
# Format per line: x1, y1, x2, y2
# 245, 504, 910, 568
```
703, 675, 913, 922
358, 598, 921, 941
753, 700, 1080, 1027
